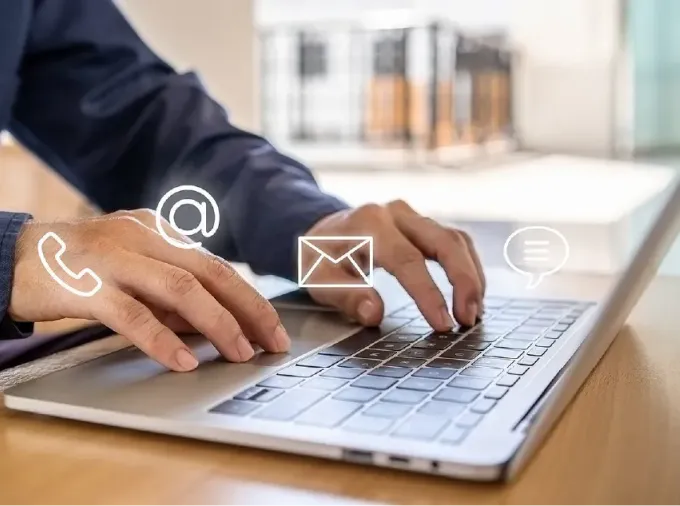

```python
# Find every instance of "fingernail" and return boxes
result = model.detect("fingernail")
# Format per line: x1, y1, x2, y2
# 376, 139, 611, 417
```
358, 300, 376, 323
273, 324, 291, 352
440, 307, 455, 329
175, 349, 199, 371
236, 335, 255, 361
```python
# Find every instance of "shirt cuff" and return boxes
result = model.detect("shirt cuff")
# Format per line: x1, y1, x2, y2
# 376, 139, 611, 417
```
0, 212, 35, 340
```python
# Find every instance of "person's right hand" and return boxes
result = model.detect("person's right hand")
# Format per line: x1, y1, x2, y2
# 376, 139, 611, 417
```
9, 210, 291, 372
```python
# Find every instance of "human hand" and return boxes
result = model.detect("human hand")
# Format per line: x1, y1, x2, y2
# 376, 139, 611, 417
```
9, 210, 290, 371
301, 201, 485, 331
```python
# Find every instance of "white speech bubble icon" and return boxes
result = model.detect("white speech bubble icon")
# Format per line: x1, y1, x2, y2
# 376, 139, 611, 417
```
503, 226, 570, 289
155, 185, 220, 249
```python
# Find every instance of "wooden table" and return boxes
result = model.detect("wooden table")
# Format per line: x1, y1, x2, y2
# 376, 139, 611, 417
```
1, 276, 680, 504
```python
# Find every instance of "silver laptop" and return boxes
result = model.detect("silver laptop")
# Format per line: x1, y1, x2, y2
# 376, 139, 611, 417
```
5, 173, 680, 482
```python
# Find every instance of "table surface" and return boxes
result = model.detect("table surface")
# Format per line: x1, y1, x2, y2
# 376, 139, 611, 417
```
1, 276, 680, 504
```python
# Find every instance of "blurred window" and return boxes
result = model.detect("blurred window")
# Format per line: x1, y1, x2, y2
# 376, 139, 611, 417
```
298, 34, 327, 78
373, 31, 406, 76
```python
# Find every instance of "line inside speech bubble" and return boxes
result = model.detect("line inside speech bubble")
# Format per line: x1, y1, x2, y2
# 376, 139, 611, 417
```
503, 226, 570, 289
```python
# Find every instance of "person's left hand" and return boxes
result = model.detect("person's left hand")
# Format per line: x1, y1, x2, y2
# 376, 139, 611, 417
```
301, 201, 485, 331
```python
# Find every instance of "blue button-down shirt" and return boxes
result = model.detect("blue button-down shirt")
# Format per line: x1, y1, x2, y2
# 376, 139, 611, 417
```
0, 0, 348, 340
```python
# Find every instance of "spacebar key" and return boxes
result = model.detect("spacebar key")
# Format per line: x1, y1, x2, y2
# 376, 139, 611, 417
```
252, 389, 327, 421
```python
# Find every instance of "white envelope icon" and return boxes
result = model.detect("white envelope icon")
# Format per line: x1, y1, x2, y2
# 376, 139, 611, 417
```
297, 236, 374, 288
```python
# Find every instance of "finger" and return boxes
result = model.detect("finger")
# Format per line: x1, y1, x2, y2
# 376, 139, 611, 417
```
457, 229, 486, 298
307, 264, 384, 326
114, 254, 255, 362
117, 218, 290, 353
373, 225, 454, 332
389, 204, 483, 325
92, 287, 198, 372
149, 306, 196, 334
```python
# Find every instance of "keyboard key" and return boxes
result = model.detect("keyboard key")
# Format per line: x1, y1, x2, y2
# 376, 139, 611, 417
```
210, 399, 259, 416
385, 357, 427, 369
413, 367, 456, 380
339, 358, 381, 369
508, 365, 529, 375
544, 331, 563, 340
427, 358, 468, 369
397, 325, 431, 336
448, 376, 491, 390
364, 402, 412, 419
369, 366, 410, 378
441, 349, 480, 361
302, 377, 348, 391
392, 415, 449, 440
234, 387, 283, 402
343, 415, 394, 434
295, 399, 362, 428
553, 323, 570, 332
474, 357, 513, 369
352, 375, 397, 390
496, 375, 519, 387
278, 365, 320, 378
470, 398, 497, 414
382, 334, 422, 344
258, 375, 304, 389
398, 378, 443, 392
356, 349, 395, 361
319, 330, 380, 356
495, 340, 531, 351
418, 401, 466, 418
460, 367, 502, 378
518, 355, 539, 366
334, 387, 380, 403
559, 317, 576, 325
451, 341, 490, 352
297, 354, 343, 369
484, 348, 522, 359
382, 389, 428, 404
484, 386, 509, 400
370, 341, 409, 352
434, 387, 479, 404
412, 339, 451, 351
321, 368, 364, 380
398, 348, 439, 360
535, 338, 554, 348
527, 347, 547, 357
464, 332, 501, 343
440, 425, 468, 445
253, 389, 327, 421
505, 331, 539, 342
456, 412, 484, 428
526, 317, 555, 325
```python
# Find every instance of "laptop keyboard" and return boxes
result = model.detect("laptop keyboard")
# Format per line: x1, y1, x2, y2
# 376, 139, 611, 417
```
210, 297, 594, 445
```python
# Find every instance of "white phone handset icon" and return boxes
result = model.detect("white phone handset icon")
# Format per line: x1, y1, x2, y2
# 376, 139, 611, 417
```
37, 232, 103, 298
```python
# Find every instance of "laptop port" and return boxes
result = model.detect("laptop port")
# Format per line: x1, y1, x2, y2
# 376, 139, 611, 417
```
342, 449, 373, 464
388, 455, 411, 465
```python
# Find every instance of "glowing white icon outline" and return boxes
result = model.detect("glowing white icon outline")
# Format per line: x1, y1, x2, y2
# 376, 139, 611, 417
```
155, 185, 220, 250
298, 236, 374, 289
503, 226, 570, 289
37, 232, 103, 298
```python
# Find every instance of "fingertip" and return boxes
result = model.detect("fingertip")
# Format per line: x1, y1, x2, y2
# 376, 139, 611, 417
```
175, 348, 199, 371
357, 298, 382, 326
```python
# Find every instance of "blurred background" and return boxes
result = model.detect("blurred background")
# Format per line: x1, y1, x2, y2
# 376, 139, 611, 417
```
1, 0, 679, 282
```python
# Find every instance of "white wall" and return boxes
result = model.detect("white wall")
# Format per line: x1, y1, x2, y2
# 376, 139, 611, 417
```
510, 0, 626, 156
117, 0, 259, 131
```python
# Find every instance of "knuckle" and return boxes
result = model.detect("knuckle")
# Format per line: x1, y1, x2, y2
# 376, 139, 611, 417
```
205, 256, 238, 284
448, 229, 466, 246
356, 203, 385, 221
165, 268, 199, 297
116, 299, 150, 329
251, 294, 280, 328
388, 198, 413, 213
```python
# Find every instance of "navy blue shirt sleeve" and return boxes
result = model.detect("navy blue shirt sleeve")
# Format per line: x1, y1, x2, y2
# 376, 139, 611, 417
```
8, 0, 349, 280
0, 212, 35, 340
